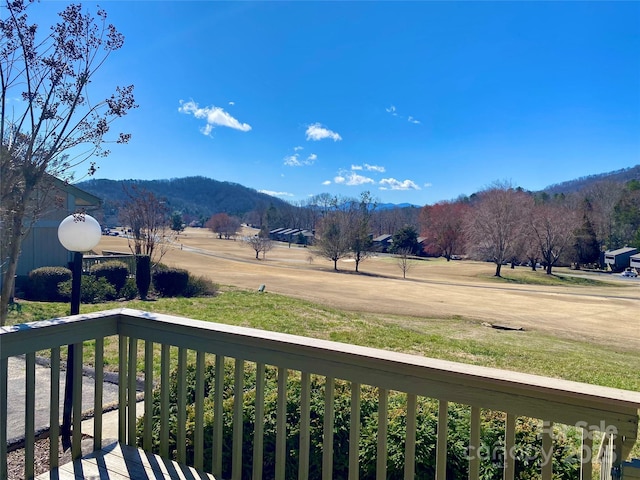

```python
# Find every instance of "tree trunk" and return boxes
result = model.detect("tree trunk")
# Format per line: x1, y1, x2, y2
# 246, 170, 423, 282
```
546, 264, 553, 275
0, 209, 27, 326
495, 263, 502, 277
333, 259, 338, 271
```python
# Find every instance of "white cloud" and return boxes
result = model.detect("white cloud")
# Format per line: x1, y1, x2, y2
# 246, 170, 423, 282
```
379, 178, 420, 191
364, 163, 385, 173
179, 100, 251, 135
322, 180, 331, 185
347, 173, 375, 186
294, 146, 304, 151
306, 123, 342, 141
386, 105, 421, 125
349, 173, 374, 185
284, 151, 317, 167
259, 190, 294, 197
228, 101, 235, 106
335, 171, 374, 186
351, 163, 386, 173
284, 154, 302, 167
424, 182, 433, 188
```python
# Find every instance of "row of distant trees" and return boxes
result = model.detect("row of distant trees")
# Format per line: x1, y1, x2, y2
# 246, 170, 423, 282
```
231, 180, 638, 277
193, 179, 640, 277
423, 179, 640, 276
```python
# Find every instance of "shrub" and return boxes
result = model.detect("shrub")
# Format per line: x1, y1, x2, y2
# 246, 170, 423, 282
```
26, 267, 72, 301
152, 267, 189, 297
119, 277, 138, 300
90, 261, 129, 292
182, 275, 218, 298
135, 255, 151, 299
58, 276, 117, 303
137, 363, 580, 480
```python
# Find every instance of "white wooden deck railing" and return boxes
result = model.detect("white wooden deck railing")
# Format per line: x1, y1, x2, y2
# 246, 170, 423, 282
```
1, 308, 640, 480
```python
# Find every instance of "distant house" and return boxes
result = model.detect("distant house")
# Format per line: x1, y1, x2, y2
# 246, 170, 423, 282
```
15, 176, 102, 281
630, 253, 640, 272
372, 234, 393, 252
604, 246, 639, 272
268, 227, 314, 245
299, 230, 315, 245
268, 228, 286, 240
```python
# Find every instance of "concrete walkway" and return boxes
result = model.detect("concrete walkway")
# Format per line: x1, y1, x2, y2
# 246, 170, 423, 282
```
6, 356, 132, 445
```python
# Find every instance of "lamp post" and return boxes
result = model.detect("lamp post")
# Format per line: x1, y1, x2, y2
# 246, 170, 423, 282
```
57, 213, 101, 449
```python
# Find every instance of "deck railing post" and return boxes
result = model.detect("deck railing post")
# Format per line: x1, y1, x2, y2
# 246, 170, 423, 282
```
253, 363, 266, 480
298, 371, 311, 480
469, 406, 481, 480
49, 348, 61, 469
436, 400, 448, 480
322, 376, 335, 480
349, 382, 361, 480
71, 342, 83, 459
119, 335, 128, 444
403, 393, 417, 480
541, 420, 553, 480
377, 388, 388, 480
580, 427, 593, 480
504, 414, 516, 480
232, 358, 244, 480
0, 357, 7, 480
275, 367, 287, 479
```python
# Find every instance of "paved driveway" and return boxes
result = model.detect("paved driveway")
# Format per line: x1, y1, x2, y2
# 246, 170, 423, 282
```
6, 356, 120, 443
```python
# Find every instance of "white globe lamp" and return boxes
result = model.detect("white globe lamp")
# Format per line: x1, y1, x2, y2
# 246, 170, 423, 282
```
58, 213, 102, 252
57, 212, 102, 449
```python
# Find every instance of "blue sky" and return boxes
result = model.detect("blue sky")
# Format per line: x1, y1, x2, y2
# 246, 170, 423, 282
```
37, 1, 640, 205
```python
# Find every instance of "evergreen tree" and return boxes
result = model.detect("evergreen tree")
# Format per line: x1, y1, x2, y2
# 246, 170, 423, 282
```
390, 225, 421, 256
573, 213, 600, 268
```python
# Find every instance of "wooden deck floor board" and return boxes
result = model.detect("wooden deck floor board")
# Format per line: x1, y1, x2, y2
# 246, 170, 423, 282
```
35, 443, 216, 480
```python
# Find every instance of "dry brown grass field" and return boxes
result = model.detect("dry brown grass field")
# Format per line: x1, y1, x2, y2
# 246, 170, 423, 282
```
97, 227, 640, 351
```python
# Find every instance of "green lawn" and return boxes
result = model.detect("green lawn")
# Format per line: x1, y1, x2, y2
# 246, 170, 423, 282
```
481, 268, 622, 287
5, 290, 640, 392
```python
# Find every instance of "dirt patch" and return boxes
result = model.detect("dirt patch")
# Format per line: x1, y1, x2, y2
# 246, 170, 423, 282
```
97, 229, 640, 350
6, 435, 93, 479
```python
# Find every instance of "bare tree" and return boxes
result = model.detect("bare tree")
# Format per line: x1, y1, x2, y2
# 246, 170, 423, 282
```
349, 191, 376, 273
119, 186, 172, 265
465, 184, 532, 277
244, 234, 273, 260
315, 213, 350, 270
530, 200, 579, 275
314, 196, 356, 271
309, 192, 335, 221
0, 2, 136, 323
515, 228, 541, 271
206, 212, 241, 239
584, 181, 624, 250
420, 201, 469, 260
260, 236, 273, 259
396, 248, 414, 279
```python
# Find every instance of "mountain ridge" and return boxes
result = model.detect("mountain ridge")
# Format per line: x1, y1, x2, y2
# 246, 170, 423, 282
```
77, 164, 640, 225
